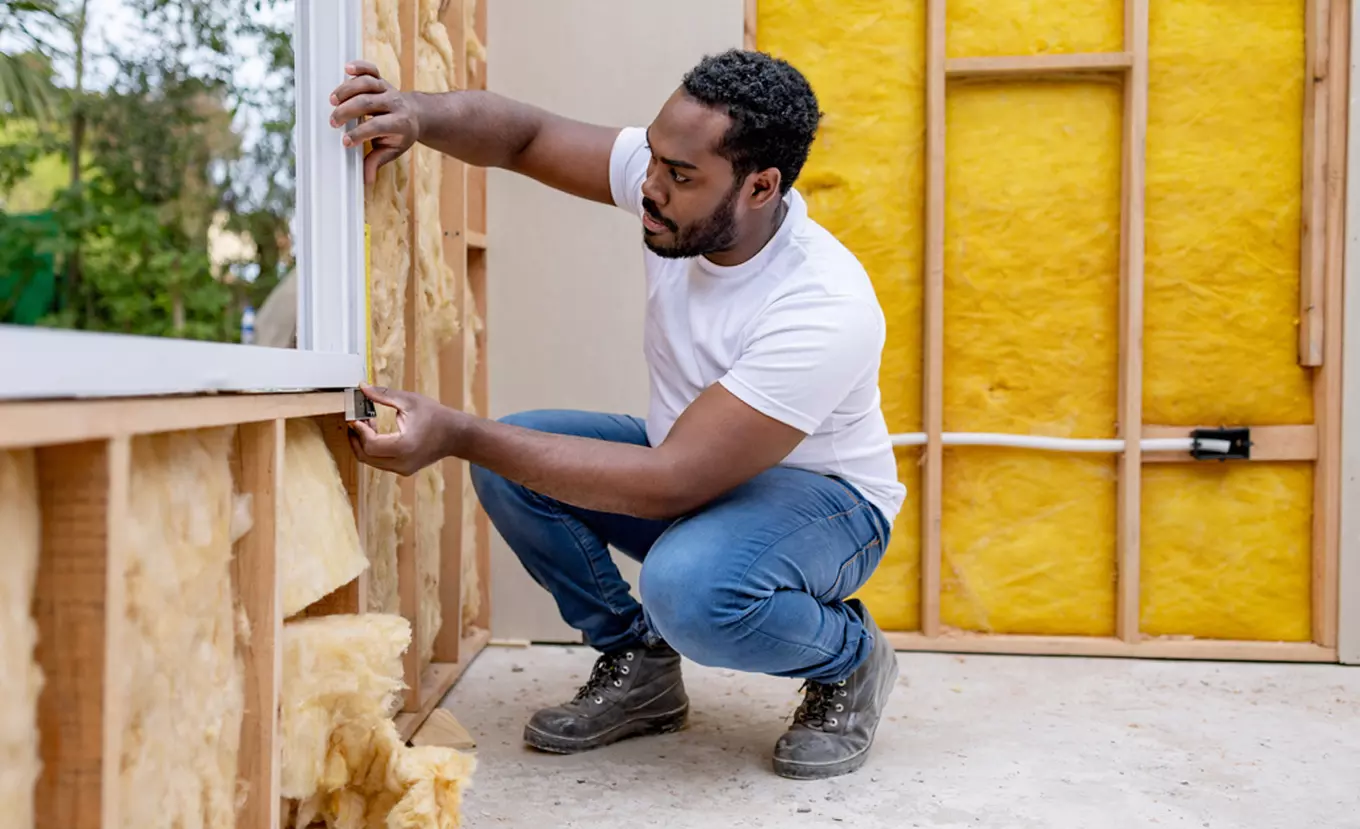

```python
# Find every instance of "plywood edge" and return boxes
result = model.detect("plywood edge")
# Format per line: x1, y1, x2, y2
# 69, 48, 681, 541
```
0, 392, 349, 450
394, 626, 492, 741
884, 632, 1336, 663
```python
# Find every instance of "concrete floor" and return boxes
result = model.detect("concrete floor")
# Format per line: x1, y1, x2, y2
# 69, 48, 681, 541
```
439, 644, 1360, 829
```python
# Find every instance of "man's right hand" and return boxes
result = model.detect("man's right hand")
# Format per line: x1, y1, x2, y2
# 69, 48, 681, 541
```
330, 61, 422, 184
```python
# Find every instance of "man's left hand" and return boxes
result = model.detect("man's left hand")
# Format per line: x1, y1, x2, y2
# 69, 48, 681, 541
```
348, 384, 460, 476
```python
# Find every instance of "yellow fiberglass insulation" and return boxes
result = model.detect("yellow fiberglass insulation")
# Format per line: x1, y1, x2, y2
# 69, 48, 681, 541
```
364, 0, 411, 615
0, 449, 41, 829
1141, 463, 1313, 641
117, 428, 245, 829
414, 0, 461, 667
1137, 0, 1313, 640
1144, 0, 1311, 426
761, 1, 1317, 640
945, 0, 1122, 58
281, 418, 369, 618
757, 0, 924, 631
280, 613, 475, 828
940, 81, 1122, 635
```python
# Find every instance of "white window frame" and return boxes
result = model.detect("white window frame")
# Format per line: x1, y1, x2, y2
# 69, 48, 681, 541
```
0, 0, 366, 401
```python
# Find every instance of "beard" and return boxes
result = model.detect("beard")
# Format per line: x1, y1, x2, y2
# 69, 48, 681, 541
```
642, 183, 741, 260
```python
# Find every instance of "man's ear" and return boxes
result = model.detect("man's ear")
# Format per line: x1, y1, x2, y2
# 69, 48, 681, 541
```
747, 167, 783, 209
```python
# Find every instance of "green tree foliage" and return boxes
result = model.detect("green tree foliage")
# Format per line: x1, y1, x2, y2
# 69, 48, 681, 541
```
0, 0, 295, 340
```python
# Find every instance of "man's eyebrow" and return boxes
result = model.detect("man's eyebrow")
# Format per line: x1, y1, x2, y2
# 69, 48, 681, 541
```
645, 127, 698, 170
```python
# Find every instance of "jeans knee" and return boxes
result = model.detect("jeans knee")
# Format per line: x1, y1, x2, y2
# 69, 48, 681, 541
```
640, 554, 747, 665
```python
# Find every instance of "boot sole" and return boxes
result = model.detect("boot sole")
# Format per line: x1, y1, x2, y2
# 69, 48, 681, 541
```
523, 703, 690, 755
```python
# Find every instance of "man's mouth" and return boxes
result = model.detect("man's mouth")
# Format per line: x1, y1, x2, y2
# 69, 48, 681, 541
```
642, 211, 668, 233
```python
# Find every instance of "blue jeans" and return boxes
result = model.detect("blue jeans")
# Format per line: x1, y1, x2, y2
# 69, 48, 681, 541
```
470, 410, 893, 685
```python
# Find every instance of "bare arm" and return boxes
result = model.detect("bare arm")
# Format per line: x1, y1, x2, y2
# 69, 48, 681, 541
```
349, 383, 807, 520
330, 61, 620, 204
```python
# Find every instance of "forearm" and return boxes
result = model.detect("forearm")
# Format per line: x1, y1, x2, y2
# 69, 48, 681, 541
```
409, 89, 618, 204
441, 411, 689, 519
406, 89, 537, 169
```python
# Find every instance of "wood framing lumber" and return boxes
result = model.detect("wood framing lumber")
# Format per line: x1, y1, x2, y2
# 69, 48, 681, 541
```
1116, 0, 1150, 644
1300, 0, 1332, 366
397, 0, 423, 713
0, 392, 347, 450
920, 0, 945, 637
743, 0, 757, 51
1140, 425, 1319, 462
394, 626, 492, 741
1314, 0, 1349, 648
945, 52, 1133, 81
435, 0, 470, 666
34, 437, 130, 829
232, 420, 284, 829
466, 230, 488, 249
884, 631, 1336, 663
410, 709, 476, 750
470, 247, 493, 631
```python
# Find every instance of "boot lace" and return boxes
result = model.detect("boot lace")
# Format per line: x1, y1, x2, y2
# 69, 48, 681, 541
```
572, 649, 636, 705
793, 679, 847, 729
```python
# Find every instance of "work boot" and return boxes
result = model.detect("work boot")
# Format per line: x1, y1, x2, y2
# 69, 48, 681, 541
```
523, 640, 689, 754
772, 602, 899, 780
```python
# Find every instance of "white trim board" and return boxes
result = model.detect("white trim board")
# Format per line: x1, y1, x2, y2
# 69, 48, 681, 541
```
0, 326, 363, 399
1341, 0, 1360, 666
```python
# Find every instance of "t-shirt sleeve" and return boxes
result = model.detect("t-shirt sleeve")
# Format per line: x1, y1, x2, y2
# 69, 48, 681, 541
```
608, 126, 650, 216
717, 290, 884, 435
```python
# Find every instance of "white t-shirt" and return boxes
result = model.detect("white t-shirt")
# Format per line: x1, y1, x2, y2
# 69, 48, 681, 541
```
608, 127, 906, 523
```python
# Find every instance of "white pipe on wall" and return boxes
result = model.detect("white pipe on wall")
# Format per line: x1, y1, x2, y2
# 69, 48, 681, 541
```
889, 432, 1233, 455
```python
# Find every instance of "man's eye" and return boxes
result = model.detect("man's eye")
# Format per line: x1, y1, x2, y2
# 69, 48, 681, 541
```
670, 168, 689, 183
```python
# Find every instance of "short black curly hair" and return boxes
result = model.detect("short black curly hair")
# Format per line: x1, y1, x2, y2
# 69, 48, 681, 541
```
681, 49, 822, 195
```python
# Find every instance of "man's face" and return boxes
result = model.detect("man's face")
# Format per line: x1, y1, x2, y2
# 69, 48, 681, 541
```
639, 89, 748, 259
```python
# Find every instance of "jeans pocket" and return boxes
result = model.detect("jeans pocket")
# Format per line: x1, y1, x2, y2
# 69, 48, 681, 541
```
818, 534, 885, 603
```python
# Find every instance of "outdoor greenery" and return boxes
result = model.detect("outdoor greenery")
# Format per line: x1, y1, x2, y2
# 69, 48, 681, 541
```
0, 0, 295, 340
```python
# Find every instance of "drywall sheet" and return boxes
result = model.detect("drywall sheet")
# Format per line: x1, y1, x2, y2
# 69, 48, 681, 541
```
281, 418, 369, 618
1140, 0, 1313, 639
0, 449, 41, 829
413, 0, 461, 668
118, 428, 244, 829
364, 0, 412, 616
941, 81, 1123, 635
757, 0, 925, 631
945, 0, 1122, 58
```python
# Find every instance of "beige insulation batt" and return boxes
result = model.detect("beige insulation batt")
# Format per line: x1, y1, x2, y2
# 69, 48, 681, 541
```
282, 418, 370, 617
118, 428, 245, 829
0, 449, 41, 829
280, 614, 475, 828
364, 0, 412, 616
414, 0, 462, 667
